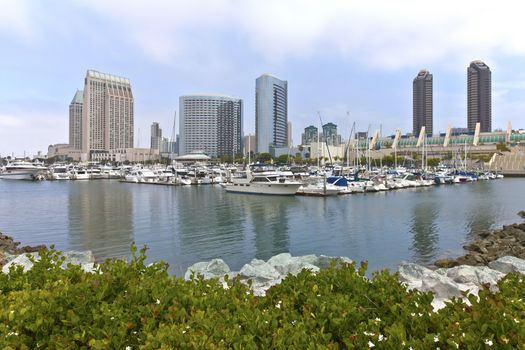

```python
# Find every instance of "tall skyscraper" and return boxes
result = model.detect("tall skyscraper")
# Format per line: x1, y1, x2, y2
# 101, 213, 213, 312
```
322, 122, 339, 146
287, 121, 293, 147
82, 70, 134, 155
468, 60, 492, 132
255, 73, 288, 153
179, 94, 243, 157
413, 69, 433, 137
69, 90, 83, 150
150, 122, 162, 150
301, 125, 318, 145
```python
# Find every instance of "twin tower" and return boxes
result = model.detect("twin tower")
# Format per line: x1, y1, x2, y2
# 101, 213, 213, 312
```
413, 60, 491, 136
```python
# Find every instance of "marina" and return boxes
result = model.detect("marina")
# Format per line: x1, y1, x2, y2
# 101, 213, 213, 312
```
0, 175, 523, 276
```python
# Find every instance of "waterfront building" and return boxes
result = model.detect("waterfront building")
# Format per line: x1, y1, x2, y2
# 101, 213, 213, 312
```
150, 122, 162, 150
69, 90, 83, 150
301, 125, 318, 145
468, 60, 492, 132
322, 122, 340, 146
287, 121, 293, 147
243, 134, 256, 156
179, 94, 243, 158
355, 131, 368, 140
81, 70, 134, 157
255, 73, 288, 154
413, 69, 433, 136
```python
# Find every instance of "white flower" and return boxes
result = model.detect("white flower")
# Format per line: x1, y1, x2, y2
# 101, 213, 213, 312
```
275, 303, 281, 309
156, 299, 160, 305
363, 331, 375, 336
514, 318, 520, 323
410, 312, 416, 317
434, 335, 439, 342
414, 301, 419, 307
484, 339, 493, 346
291, 320, 297, 326
110, 316, 115, 320
374, 317, 381, 322
125, 346, 132, 350
409, 346, 413, 350
182, 330, 186, 334
368, 341, 375, 348
378, 334, 384, 341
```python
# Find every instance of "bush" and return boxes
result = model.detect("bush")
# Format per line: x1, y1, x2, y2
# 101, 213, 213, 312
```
0, 247, 524, 348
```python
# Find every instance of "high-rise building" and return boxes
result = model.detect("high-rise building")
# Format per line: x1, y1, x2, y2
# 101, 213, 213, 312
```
468, 60, 491, 132
179, 94, 242, 157
82, 70, 134, 155
301, 125, 318, 145
243, 134, 256, 156
255, 73, 288, 153
287, 121, 293, 147
322, 122, 339, 146
413, 69, 433, 137
150, 122, 162, 150
69, 90, 83, 150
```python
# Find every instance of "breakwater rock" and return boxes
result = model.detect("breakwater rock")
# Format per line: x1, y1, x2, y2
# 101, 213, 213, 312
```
0, 231, 46, 265
434, 218, 525, 268
1, 250, 96, 274
185, 253, 353, 296
186, 253, 525, 311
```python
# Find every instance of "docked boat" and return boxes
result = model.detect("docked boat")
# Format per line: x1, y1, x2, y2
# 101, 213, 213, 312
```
222, 171, 302, 195
70, 167, 90, 180
48, 164, 71, 180
296, 182, 341, 196
0, 161, 47, 180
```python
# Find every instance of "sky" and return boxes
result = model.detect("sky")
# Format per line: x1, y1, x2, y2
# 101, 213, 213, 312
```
1, 0, 525, 156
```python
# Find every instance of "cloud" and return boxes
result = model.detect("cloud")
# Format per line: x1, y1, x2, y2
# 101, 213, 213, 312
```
74, 0, 525, 70
0, 114, 25, 128
0, 0, 35, 40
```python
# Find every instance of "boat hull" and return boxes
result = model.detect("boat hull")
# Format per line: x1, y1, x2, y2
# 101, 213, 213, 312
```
224, 183, 301, 195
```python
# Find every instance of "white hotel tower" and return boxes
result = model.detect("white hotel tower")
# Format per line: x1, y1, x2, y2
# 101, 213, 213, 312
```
81, 70, 134, 155
255, 73, 288, 154
179, 94, 243, 158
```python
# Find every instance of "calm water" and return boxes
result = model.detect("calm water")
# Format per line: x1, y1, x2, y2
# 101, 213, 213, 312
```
0, 179, 524, 275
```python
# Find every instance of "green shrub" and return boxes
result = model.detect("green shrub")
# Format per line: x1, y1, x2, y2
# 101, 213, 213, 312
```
0, 247, 524, 349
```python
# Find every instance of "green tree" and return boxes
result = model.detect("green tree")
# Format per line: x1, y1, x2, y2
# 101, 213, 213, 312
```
256, 152, 272, 163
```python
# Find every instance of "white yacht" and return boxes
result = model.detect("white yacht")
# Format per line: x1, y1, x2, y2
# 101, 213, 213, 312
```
124, 169, 159, 183
222, 171, 302, 195
70, 167, 90, 180
0, 161, 47, 180
48, 165, 71, 180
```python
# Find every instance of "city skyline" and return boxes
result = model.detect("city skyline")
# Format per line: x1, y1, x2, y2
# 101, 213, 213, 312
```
2, 1, 525, 156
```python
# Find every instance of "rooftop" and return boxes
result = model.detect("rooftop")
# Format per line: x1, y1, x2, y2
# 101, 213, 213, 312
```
86, 70, 131, 84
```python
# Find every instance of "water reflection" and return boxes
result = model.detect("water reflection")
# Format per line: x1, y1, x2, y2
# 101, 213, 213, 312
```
409, 201, 439, 264
67, 181, 133, 259
464, 182, 497, 239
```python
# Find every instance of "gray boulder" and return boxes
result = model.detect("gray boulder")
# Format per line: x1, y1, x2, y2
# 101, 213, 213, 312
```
184, 258, 231, 280
239, 259, 281, 284
488, 256, 525, 274
2, 250, 96, 274
398, 263, 478, 302
315, 255, 353, 269
436, 265, 505, 292
267, 253, 320, 276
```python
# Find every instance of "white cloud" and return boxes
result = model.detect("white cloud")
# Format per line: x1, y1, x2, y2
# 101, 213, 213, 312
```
75, 0, 525, 70
0, 0, 35, 40
0, 114, 25, 128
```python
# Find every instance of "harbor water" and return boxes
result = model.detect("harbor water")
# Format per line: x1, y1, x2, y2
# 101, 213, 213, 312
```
0, 179, 524, 275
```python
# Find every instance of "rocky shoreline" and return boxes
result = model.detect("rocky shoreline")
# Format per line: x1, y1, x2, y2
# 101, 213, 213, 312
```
434, 211, 525, 268
0, 231, 46, 266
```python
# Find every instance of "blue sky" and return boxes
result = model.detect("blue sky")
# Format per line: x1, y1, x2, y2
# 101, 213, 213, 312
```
1, 0, 524, 156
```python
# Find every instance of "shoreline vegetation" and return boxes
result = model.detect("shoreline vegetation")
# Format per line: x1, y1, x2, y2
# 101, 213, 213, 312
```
0, 212, 524, 347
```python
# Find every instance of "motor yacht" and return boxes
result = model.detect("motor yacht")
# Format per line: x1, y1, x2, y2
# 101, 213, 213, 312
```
0, 161, 47, 180
222, 171, 302, 195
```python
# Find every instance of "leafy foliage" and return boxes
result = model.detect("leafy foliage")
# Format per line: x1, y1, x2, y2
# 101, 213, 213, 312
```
1, 247, 524, 348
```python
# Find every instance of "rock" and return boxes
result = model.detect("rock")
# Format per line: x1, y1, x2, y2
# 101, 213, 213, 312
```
436, 265, 505, 292
315, 255, 353, 269
398, 263, 476, 301
2, 250, 97, 274
239, 259, 281, 284
2, 253, 38, 273
488, 256, 525, 274
184, 258, 231, 280
434, 258, 459, 268
518, 210, 525, 219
